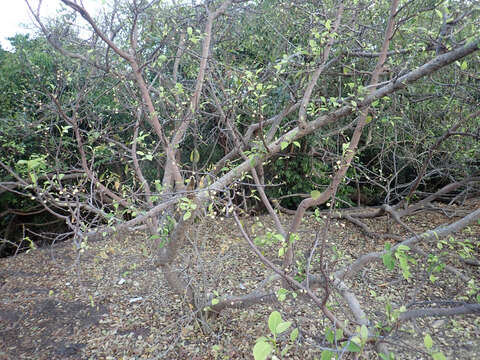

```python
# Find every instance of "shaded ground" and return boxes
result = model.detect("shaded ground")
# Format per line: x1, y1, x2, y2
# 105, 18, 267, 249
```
1, 200, 479, 359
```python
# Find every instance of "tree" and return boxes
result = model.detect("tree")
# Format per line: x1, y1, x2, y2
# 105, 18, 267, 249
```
1, 0, 479, 357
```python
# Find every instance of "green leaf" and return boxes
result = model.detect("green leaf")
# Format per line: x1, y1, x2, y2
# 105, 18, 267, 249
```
183, 211, 192, 220
382, 253, 395, 270
253, 340, 273, 360
276, 288, 288, 302
275, 321, 291, 334
424, 333, 433, 349
311, 190, 321, 200
460, 60, 468, 70
290, 327, 299, 342
397, 244, 410, 251
432, 352, 447, 360
281, 141, 289, 150
321, 350, 333, 360
351, 336, 361, 346
346, 339, 361, 352
268, 311, 282, 335
211, 298, 219, 305
360, 324, 368, 340
187, 27, 193, 35
273, 233, 284, 242
190, 149, 200, 163
324, 19, 332, 30
325, 329, 334, 343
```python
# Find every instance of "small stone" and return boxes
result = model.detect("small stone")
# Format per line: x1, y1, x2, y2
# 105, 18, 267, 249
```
432, 319, 445, 328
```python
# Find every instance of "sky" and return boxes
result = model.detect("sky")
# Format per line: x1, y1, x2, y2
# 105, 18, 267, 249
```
0, 0, 100, 50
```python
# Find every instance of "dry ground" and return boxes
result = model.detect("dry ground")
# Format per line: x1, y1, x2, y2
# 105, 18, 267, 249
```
1, 200, 479, 359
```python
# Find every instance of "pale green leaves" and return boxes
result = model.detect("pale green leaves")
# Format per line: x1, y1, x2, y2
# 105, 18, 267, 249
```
290, 328, 299, 342
382, 243, 413, 279
321, 349, 334, 360
190, 149, 200, 163
311, 190, 321, 200
268, 311, 291, 335
253, 311, 298, 360
424, 333, 446, 360
17, 155, 47, 172
253, 339, 272, 360
348, 324, 369, 352
360, 324, 369, 340
17, 155, 47, 186
276, 288, 289, 302
395, 244, 412, 280
280, 140, 300, 151
179, 197, 197, 220
275, 321, 291, 335
433, 353, 447, 360
324, 19, 332, 31
382, 243, 395, 270
325, 328, 343, 344
424, 333, 433, 349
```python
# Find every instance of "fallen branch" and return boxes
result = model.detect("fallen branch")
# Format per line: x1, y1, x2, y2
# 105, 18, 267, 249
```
335, 206, 480, 280
399, 303, 480, 321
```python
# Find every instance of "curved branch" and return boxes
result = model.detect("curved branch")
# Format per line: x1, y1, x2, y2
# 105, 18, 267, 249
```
336, 206, 480, 280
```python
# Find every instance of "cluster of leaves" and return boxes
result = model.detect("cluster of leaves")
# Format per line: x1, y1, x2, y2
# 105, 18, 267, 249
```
253, 311, 298, 360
